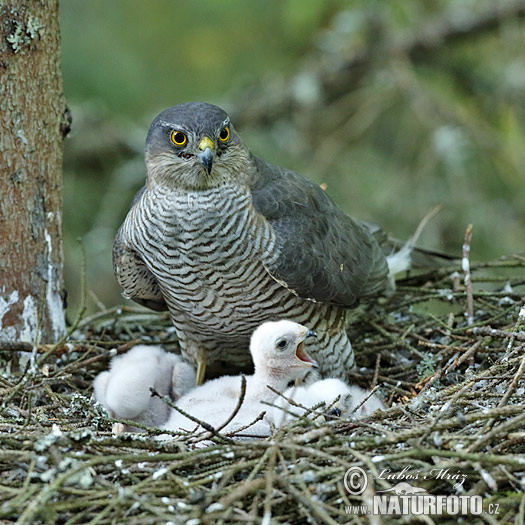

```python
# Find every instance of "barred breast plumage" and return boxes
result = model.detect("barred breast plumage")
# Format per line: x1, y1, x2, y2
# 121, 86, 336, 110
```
114, 102, 392, 382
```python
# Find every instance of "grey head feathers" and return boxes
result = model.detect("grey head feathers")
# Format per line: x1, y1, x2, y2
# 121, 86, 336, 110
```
144, 102, 249, 190
146, 102, 231, 148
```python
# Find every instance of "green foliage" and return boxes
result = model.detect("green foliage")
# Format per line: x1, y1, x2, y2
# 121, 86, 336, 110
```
60, 0, 344, 115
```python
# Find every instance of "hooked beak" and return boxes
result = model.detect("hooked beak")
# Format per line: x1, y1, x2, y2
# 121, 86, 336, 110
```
197, 136, 215, 174
294, 329, 319, 368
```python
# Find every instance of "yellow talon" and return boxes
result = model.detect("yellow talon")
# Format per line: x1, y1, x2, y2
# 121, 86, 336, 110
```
196, 359, 207, 386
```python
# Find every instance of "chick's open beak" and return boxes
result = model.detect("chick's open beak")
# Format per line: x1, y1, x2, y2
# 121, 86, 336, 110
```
197, 136, 215, 174
294, 330, 319, 368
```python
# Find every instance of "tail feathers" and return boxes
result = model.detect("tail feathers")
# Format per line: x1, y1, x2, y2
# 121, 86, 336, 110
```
386, 205, 450, 276
386, 238, 458, 269
407, 244, 458, 268
386, 242, 412, 276
385, 242, 412, 295
384, 206, 455, 294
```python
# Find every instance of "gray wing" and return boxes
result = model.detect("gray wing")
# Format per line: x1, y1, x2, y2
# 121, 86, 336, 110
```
250, 155, 389, 308
113, 196, 168, 312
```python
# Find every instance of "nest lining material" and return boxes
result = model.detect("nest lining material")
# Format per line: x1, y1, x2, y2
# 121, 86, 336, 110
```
0, 256, 524, 524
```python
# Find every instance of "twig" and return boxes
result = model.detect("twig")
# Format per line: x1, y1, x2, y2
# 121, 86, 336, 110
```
0, 341, 81, 355
467, 352, 525, 453
417, 376, 478, 446
278, 477, 340, 525
470, 326, 525, 342
216, 375, 247, 433
264, 385, 338, 424
263, 439, 278, 524
370, 352, 381, 390
150, 388, 233, 444
410, 205, 443, 246
225, 411, 268, 438
497, 353, 525, 410
348, 385, 382, 416
467, 410, 525, 454
462, 224, 474, 326
417, 339, 484, 394
2, 251, 525, 523
505, 305, 525, 354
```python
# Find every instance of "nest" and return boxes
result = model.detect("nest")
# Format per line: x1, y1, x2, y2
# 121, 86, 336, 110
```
1, 255, 524, 524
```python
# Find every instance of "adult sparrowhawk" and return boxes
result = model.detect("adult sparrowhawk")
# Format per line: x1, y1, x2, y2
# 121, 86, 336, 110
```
113, 102, 402, 383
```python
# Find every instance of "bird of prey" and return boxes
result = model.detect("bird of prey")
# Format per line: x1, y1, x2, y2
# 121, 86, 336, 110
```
113, 102, 405, 383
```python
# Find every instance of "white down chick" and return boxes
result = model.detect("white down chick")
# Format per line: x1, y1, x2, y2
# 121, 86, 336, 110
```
270, 378, 384, 427
93, 345, 196, 432
161, 320, 318, 437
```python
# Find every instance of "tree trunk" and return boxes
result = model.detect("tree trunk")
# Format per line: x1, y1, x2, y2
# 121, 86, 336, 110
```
0, 0, 68, 343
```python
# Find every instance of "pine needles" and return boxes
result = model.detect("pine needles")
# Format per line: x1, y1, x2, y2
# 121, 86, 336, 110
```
0, 255, 524, 523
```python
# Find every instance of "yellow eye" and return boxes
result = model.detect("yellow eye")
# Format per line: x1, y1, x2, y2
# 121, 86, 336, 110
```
170, 130, 187, 146
219, 126, 230, 142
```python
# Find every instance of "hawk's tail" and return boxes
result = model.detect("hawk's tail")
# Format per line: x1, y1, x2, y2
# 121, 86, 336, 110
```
385, 206, 458, 293
386, 241, 412, 276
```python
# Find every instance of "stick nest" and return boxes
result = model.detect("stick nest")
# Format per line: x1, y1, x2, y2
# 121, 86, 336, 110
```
1, 256, 524, 524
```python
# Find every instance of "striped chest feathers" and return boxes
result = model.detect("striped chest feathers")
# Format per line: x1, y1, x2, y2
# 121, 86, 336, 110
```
127, 185, 280, 306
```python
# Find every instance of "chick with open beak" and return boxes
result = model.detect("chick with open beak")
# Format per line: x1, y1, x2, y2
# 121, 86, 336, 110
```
294, 328, 317, 368
251, 321, 318, 383
160, 320, 320, 438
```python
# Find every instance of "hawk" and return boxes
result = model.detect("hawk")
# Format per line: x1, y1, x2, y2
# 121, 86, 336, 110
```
113, 102, 404, 383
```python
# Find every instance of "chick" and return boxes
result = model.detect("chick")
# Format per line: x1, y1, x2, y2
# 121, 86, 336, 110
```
93, 345, 195, 433
270, 378, 384, 427
161, 320, 318, 437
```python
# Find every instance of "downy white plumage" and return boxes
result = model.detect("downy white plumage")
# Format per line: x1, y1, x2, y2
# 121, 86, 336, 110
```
161, 320, 318, 437
270, 378, 384, 427
93, 345, 195, 432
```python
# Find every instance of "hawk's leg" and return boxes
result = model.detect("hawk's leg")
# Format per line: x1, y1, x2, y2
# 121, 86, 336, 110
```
196, 356, 207, 386
173, 328, 211, 385
184, 341, 207, 386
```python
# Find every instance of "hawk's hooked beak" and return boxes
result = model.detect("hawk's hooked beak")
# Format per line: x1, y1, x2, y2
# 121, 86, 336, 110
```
197, 136, 215, 174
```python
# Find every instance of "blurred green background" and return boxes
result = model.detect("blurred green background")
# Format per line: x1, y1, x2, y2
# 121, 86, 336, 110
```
60, 0, 525, 316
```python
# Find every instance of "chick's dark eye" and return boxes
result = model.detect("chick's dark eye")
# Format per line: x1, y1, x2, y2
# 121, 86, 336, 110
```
219, 126, 230, 142
276, 339, 288, 349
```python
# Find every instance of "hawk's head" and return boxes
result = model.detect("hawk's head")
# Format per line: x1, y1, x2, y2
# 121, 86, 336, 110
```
145, 102, 252, 190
